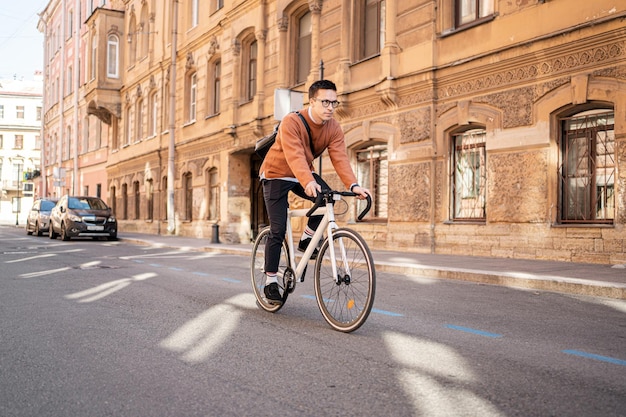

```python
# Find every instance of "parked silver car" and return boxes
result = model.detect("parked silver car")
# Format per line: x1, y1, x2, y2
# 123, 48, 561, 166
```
25, 198, 58, 236
49, 195, 118, 241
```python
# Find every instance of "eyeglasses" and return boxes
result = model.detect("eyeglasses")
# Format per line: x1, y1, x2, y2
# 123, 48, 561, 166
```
313, 98, 340, 109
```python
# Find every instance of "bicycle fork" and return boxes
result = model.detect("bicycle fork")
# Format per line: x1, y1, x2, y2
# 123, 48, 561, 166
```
323, 201, 351, 286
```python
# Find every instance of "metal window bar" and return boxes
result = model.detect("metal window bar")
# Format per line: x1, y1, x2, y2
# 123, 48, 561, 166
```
559, 111, 615, 223
451, 130, 486, 221
356, 145, 388, 219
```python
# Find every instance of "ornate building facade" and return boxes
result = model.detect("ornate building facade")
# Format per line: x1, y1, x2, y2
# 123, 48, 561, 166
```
39, 0, 626, 264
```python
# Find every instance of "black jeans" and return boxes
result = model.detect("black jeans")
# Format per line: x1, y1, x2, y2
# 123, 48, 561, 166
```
262, 173, 329, 273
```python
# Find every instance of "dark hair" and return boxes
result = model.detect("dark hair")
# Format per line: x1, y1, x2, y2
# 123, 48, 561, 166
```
309, 80, 337, 99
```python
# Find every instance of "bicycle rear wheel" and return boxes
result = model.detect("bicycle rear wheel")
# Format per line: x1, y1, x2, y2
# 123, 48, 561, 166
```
314, 228, 376, 332
251, 227, 291, 312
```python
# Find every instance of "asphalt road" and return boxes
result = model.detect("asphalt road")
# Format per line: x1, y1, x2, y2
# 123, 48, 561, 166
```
1, 226, 625, 416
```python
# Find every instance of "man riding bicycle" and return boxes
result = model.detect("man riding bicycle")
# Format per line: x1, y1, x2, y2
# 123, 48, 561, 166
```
259, 79, 370, 305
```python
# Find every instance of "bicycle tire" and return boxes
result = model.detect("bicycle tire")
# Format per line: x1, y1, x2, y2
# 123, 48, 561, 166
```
250, 227, 291, 313
314, 228, 376, 332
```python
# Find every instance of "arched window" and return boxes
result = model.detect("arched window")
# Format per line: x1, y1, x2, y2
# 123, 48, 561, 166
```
296, 12, 311, 85
558, 108, 615, 223
161, 175, 168, 220
136, 98, 144, 141
245, 39, 257, 101
185, 72, 197, 122
207, 60, 221, 116
124, 105, 132, 146
146, 179, 154, 221
121, 183, 128, 220
91, 34, 97, 80
450, 127, 487, 221
207, 167, 219, 220
148, 91, 158, 137
140, 5, 149, 58
133, 180, 140, 219
128, 18, 137, 66
107, 34, 119, 78
184, 172, 193, 221
110, 186, 117, 215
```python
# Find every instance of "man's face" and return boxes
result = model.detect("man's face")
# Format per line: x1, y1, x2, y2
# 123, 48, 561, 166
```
309, 89, 339, 122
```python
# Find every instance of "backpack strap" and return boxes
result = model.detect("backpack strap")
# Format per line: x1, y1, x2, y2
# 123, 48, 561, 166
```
295, 111, 315, 157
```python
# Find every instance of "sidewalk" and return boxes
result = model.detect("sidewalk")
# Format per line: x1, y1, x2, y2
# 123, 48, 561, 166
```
118, 231, 626, 300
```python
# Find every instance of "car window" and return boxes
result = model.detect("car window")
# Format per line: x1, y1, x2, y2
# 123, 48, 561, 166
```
68, 197, 108, 210
41, 200, 56, 211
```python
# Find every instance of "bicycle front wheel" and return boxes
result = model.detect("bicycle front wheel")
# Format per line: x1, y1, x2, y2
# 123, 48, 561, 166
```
314, 228, 376, 332
251, 227, 291, 313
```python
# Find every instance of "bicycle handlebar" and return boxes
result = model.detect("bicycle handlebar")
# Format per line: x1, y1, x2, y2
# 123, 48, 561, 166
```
305, 189, 372, 221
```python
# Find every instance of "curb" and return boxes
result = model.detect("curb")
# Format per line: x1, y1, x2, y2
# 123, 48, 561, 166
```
119, 237, 626, 300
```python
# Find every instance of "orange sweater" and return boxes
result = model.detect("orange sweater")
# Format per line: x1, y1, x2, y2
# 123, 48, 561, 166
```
259, 109, 358, 189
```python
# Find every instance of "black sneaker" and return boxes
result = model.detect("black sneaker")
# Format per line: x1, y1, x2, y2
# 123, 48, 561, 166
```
263, 282, 283, 305
298, 238, 319, 259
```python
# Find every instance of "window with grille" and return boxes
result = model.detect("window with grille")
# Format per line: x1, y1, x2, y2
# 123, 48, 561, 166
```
558, 109, 615, 224
450, 128, 486, 221
355, 143, 388, 220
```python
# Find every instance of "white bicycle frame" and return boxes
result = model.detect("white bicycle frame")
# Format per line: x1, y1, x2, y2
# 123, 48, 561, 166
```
285, 193, 349, 284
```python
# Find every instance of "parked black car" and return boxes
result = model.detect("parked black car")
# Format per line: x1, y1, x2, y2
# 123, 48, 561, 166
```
25, 198, 58, 236
49, 195, 117, 241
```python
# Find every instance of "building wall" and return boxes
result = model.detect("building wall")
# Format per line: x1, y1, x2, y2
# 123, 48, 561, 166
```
0, 78, 43, 225
40, 0, 626, 264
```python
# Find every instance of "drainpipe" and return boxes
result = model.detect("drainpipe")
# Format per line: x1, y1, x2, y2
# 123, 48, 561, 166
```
37, 12, 48, 197
72, 0, 80, 195
167, 0, 178, 234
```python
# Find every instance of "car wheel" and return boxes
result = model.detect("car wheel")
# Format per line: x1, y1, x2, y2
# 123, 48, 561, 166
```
49, 225, 57, 239
26, 223, 33, 235
108, 233, 118, 241
61, 223, 71, 241
35, 222, 43, 237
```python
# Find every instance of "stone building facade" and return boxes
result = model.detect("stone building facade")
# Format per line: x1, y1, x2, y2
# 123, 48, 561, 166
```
0, 76, 43, 224
39, 0, 626, 264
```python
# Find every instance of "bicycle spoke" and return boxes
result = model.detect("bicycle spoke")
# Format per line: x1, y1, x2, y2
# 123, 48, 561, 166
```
314, 228, 375, 332
250, 227, 290, 312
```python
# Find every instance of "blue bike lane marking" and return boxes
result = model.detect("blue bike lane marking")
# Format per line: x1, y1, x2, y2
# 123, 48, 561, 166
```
129, 258, 626, 368
563, 350, 626, 366
445, 324, 503, 338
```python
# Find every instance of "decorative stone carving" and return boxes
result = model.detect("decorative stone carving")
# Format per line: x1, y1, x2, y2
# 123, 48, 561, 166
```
474, 87, 533, 128
399, 107, 431, 144
488, 150, 548, 222
277, 14, 288, 32
232, 39, 241, 56
186, 52, 195, 69
308, 0, 323, 13
208, 36, 219, 57
389, 163, 431, 222
437, 40, 625, 101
